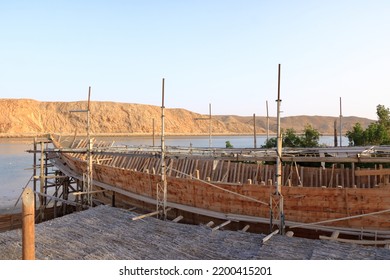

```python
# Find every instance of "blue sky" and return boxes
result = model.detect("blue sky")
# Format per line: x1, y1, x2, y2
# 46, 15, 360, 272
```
1, 0, 389, 120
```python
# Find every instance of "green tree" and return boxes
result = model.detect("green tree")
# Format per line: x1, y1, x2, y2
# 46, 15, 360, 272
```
364, 122, 390, 145
376, 104, 390, 128
263, 137, 277, 148
262, 125, 321, 148
299, 124, 321, 147
346, 122, 366, 146
283, 128, 302, 147
225, 141, 233, 148
346, 104, 390, 146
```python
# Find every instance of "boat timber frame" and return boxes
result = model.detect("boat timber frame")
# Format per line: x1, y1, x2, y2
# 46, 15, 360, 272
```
48, 134, 390, 239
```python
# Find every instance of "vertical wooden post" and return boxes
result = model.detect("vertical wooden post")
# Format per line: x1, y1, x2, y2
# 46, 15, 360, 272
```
253, 113, 257, 148
44, 142, 49, 201
152, 118, 155, 147
209, 103, 212, 148
274, 64, 285, 235
22, 187, 35, 260
39, 142, 45, 222
266, 100, 269, 143
339, 97, 343, 147
334, 119, 338, 147
374, 164, 378, 187
33, 137, 37, 213
87, 86, 93, 206
158, 78, 168, 220
195, 169, 200, 179
319, 167, 322, 187
356, 167, 361, 188
276, 63, 282, 194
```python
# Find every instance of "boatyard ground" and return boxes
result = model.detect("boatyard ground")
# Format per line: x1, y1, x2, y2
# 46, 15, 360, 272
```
1, 205, 390, 260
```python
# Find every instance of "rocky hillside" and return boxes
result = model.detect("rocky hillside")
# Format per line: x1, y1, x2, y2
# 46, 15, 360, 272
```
0, 99, 374, 136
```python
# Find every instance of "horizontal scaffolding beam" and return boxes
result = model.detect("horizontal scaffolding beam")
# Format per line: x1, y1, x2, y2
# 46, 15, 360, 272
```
26, 144, 390, 163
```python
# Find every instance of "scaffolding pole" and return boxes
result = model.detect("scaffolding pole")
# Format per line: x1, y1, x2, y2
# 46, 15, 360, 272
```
27, 138, 84, 220
70, 87, 93, 207
194, 103, 212, 147
157, 78, 168, 220
271, 64, 285, 235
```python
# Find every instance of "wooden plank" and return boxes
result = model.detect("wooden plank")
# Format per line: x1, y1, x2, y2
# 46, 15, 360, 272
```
180, 158, 187, 178
240, 225, 250, 232
33, 191, 82, 207
206, 221, 214, 227
203, 161, 209, 181
72, 189, 108, 196
125, 157, 133, 169
310, 171, 314, 187
253, 163, 260, 184
242, 162, 248, 183
330, 230, 340, 239
132, 208, 172, 221
212, 220, 231, 231
163, 158, 170, 176
237, 162, 242, 183
355, 168, 390, 176
211, 160, 218, 181
193, 160, 199, 178
262, 229, 279, 243
188, 159, 195, 178
232, 162, 238, 183
217, 160, 224, 181
140, 158, 150, 172
286, 231, 294, 237
374, 165, 379, 186
172, 215, 184, 223
194, 169, 200, 179
117, 156, 126, 168
221, 161, 230, 182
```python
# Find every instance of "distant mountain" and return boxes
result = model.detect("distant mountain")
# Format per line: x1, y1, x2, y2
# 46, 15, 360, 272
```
0, 99, 375, 137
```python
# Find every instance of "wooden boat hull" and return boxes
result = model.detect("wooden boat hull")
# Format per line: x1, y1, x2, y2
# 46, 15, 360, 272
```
50, 136, 390, 237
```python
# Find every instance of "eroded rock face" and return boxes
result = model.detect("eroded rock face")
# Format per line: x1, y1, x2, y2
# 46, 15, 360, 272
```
0, 99, 373, 135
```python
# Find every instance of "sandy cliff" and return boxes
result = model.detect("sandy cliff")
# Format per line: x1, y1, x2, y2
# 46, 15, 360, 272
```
0, 99, 374, 136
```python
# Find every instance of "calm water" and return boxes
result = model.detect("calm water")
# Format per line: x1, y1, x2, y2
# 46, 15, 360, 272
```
0, 140, 32, 213
0, 135, 347, 213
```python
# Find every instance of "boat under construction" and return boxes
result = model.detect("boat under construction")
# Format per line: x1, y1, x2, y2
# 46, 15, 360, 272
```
29, 132, 388, 244
3, 71, 390, 250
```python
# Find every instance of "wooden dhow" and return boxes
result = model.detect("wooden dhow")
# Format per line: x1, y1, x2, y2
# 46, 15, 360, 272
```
47, 134, 390, 241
